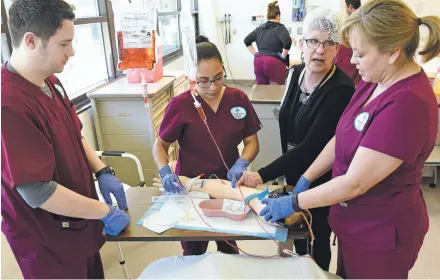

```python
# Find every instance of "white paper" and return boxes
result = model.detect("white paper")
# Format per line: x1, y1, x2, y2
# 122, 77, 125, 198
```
143, 201, 185, 233
121, 12, 153, 49
221, 199, 245, 214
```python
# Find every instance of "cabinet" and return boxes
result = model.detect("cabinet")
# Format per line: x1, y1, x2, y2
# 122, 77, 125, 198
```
249, 85, 286, 172
88, 77, 177, 187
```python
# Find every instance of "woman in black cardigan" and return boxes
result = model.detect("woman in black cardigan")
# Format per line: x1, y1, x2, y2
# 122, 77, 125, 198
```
238, 7, 355, 271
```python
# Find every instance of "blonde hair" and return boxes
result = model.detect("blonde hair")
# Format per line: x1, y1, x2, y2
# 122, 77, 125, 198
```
267, 1, 280, 20
340, 0, 440, 63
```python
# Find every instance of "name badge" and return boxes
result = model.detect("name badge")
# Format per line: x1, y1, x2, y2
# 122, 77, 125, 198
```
354, 112, 370, 132
230, 106, 247, 120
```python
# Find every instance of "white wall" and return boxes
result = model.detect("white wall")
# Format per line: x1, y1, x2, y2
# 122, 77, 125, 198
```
199, 0, 344, 80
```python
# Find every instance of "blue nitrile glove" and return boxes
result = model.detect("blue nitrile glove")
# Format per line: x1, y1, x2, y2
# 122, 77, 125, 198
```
98, 174, 128, 210
227, 158, 250, 188
278, 52, 286, 59
292, 175, 311, 194
259, 195, 295, 223
159, 165, 184, 193
101, 206, 130, 236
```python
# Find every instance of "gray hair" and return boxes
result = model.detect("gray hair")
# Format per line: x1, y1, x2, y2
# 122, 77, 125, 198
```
302, 7, 341, 43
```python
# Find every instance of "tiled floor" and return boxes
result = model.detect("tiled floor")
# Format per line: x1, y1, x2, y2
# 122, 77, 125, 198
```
2, 182, 440, 279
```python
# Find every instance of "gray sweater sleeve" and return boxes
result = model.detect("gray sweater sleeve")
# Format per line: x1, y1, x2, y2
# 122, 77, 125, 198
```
278, 26, 292, 50
16, 181, 58, 209
244, 28, 258, 47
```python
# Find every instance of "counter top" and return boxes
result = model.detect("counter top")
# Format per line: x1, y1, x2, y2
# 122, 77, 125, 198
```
87, 76, 175, 99
249, 84, 286, 104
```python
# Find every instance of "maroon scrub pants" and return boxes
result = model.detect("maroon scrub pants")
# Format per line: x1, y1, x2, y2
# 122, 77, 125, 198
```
11, 244, 104, 279
336, 237, 424, 279
335, 202, 428, 279
254, 55, 287, 85
181, 240, 239, 256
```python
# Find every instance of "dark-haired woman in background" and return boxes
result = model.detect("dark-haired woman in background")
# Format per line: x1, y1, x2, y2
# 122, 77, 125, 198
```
244, 1, 292, 85
152, 37, 262, 256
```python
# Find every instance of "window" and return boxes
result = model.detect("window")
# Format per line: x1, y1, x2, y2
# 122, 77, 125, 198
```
1, 0, 119, 110
157, 0, 199, 63
1, 0, 198, 109
158, 14, 180, 56
1, 34, 11, 64
1, 0, 12, 64
56, 23, 110, 100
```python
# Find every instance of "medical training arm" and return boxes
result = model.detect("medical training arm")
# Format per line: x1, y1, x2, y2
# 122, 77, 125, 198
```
40, 183, 110, 219
298, 147, 402, 209
152, 137, 172, 168
82, 139, 106, 173
240, 134, 259, 162
155, 177, 268, 214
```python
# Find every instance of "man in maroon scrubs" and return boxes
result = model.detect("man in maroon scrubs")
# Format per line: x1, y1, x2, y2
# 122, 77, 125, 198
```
2, 1, 129, 278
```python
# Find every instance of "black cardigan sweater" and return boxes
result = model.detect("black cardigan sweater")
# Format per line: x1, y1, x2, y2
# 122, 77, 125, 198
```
258, 64, 355, 187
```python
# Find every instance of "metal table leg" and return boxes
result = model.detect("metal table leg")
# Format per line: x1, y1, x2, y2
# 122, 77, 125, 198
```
278, 239, 294, 257
116, 242, 130, 279
429, 166, 437, 188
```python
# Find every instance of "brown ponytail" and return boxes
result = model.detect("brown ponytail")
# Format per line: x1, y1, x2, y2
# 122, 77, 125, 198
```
418, 16, 440, 63
267, 1, 280, 20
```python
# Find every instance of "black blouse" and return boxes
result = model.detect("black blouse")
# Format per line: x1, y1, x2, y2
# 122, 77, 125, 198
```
258, 64, 355, 187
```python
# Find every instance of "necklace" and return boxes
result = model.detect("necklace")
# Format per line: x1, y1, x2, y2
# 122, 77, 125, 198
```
298, 66, 334, 105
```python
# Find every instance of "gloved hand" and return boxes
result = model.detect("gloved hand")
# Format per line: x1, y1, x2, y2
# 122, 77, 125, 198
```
292, 175, 311, 194
159, 165, 184, 193
227, 158, 250, 188
278, 52, 286, 59
101, 206, 130, 236
259, 195, 295, 223
98, 173, 128, 210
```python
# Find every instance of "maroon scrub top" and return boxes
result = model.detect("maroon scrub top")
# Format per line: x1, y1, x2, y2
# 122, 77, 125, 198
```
330, 70, 436, 251
159, 87, 262, 179
1, 67, 105, 268
335, 45, 361, 85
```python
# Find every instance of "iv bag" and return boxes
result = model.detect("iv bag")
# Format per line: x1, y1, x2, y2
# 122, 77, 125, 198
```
111, 0, 158, 70
180, 0, 197, 81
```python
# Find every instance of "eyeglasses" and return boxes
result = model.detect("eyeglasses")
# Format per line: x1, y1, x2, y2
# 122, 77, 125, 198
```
305, 39, 338, 50
197, 75, 226, 88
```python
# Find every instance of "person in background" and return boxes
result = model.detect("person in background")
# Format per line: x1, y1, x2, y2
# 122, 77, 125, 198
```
335, 0, 362, 85
258, 0, 440, 278
152, 35, 262, 256
244, 1, 292, 85
238, 8, 355, 271
1, 0, 130, 278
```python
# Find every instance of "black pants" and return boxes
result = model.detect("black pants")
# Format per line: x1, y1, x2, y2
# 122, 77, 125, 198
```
294, 206, 332, 271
